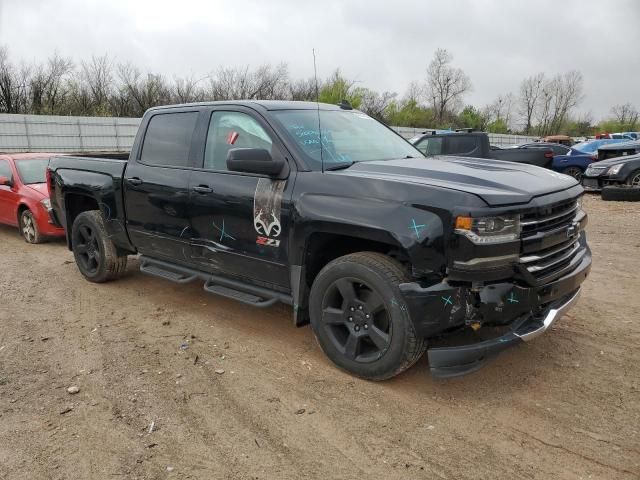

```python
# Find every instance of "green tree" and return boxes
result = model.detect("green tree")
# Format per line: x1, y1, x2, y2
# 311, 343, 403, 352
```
486, 118, 509, 134
385, 99, 434, 128
457, 105, 486, 130
317, 70, 363, 108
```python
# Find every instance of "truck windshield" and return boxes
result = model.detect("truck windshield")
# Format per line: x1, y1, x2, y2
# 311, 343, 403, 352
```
15, 158, 50, 184
271, 110, 423, 170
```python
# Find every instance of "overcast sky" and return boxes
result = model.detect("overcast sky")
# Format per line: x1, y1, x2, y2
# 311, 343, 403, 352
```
0, 0, 638, 120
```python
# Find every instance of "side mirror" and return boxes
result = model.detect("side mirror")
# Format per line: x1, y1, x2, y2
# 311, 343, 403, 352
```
0, 176, 12, 187
227, 148, 284, 177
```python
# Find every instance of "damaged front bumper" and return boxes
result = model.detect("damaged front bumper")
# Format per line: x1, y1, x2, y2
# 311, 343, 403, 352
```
399, 251, 591, 378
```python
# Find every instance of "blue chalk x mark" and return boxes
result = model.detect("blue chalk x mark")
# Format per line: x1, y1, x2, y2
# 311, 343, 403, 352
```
212, 219, 236, 242
442, 296, 453, 307
409, 219, 426, 238
507, 291, 519, 304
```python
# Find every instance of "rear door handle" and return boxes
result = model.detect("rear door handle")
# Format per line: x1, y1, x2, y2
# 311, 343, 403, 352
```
192, 185, 213, 194
127, 177, 143, 186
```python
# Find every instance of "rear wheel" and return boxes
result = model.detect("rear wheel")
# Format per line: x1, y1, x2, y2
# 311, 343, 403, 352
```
71, 210, 127, 283
309, 252, 426, 380
20, 209, 43, 244
562, 166, 583, 181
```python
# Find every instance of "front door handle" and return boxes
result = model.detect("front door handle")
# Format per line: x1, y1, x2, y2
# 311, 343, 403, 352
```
192, 185, 213, 194
127, 177, 143, 186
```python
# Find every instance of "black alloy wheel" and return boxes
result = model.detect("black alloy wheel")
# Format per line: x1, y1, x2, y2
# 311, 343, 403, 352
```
319, 277, 392, 363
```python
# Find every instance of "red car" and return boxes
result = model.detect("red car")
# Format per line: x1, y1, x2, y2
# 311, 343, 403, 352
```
0, 153, 65, 243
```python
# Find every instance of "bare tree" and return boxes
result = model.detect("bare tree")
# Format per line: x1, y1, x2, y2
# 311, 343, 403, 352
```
425, 48, 471, 124
118, 63, 171, 117
519, 73, 544, 134
80, 55, 114, 115
535, 71, 583, 136
485, 93, 515, 126
172, 75, 207, 104
288, 78, 316, 101
404, 81, 424, 104
28, 52, 73, 114
0, 46, 29, 113
209, 63, 289, 101
251, 63, 289, 100
359, 89, 397, 122
611, 103, 639, 129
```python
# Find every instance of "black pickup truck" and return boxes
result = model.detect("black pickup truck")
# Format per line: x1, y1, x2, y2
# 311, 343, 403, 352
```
409, 130, 554, 169
48, 101, 591, 379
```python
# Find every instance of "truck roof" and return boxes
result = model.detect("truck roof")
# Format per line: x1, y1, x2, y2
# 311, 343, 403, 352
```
147, 100, 347, 113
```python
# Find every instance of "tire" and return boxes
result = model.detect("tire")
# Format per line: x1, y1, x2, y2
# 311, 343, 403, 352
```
309, 252, 427, 380
20, 209, 44, 244
562, 166, 583, 181
601, 186, 640, 202
626, 169, 640, 187
71, 210, 127, 282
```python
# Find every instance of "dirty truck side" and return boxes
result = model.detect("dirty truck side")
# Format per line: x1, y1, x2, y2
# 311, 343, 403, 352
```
48, 101, 591, 380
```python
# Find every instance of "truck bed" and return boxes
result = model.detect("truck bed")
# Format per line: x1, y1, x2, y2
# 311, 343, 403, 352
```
48, 154, 131, 251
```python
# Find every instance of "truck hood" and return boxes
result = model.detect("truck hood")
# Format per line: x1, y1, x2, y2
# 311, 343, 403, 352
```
334, 157, 578, 206
25, 183, 48, 198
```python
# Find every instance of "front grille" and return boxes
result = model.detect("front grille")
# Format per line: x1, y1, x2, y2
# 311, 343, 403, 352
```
519, 197, 584, 283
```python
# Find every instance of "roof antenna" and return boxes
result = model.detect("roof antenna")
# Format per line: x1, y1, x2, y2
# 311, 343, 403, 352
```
313, 48, 324, 172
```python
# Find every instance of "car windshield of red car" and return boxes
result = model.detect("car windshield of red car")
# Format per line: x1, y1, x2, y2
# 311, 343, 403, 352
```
15, 158, 50, 184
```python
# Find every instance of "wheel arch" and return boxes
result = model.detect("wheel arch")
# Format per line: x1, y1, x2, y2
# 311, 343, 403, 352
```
16, 202, 30, 225
62, 193, 101, 249
290, 228, 415, 328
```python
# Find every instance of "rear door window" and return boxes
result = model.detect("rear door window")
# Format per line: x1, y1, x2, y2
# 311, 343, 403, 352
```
415, 137, 444, 155
140, 112, 198, 167
448, 136, 478, 155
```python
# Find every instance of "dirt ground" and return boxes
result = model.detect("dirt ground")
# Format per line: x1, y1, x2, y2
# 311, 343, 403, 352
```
0, 194, 638, 480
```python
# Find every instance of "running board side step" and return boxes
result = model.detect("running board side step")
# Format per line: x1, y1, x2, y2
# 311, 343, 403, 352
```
138, 256, 292, 308
140, 259, 198, 283
203, 281, 278, 307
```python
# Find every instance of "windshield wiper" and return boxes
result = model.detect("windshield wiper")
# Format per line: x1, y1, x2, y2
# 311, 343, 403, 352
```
325, 161, 355, 171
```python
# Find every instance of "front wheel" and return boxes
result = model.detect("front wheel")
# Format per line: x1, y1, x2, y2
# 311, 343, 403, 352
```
626, 169, 640, 187
20, 209, 43, 244
309, 252, 426, 380
562, 166, 583, 181
71, 210, 127, 283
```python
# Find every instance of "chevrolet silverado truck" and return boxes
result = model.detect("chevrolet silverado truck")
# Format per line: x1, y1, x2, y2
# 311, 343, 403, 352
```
409, 130, 554, 169
48, 101, 591, 379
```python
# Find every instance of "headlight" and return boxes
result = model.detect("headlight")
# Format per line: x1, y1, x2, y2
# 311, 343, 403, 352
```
607, 164, 624, 175
40, 198, 51, 209
455, 214, 521, 244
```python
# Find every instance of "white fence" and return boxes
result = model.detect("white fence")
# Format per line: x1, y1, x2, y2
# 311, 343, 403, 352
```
0, 114, 141, 153
0, 113, 538, 153
392, 126, 539, 145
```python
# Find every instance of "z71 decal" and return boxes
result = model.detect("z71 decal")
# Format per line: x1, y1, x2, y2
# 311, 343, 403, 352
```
253, 178, 286, 248
256, 236, 280, 247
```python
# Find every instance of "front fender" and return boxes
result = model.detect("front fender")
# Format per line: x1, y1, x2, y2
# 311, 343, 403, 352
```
290, 192, 448, 275
553, 155, 590, 171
